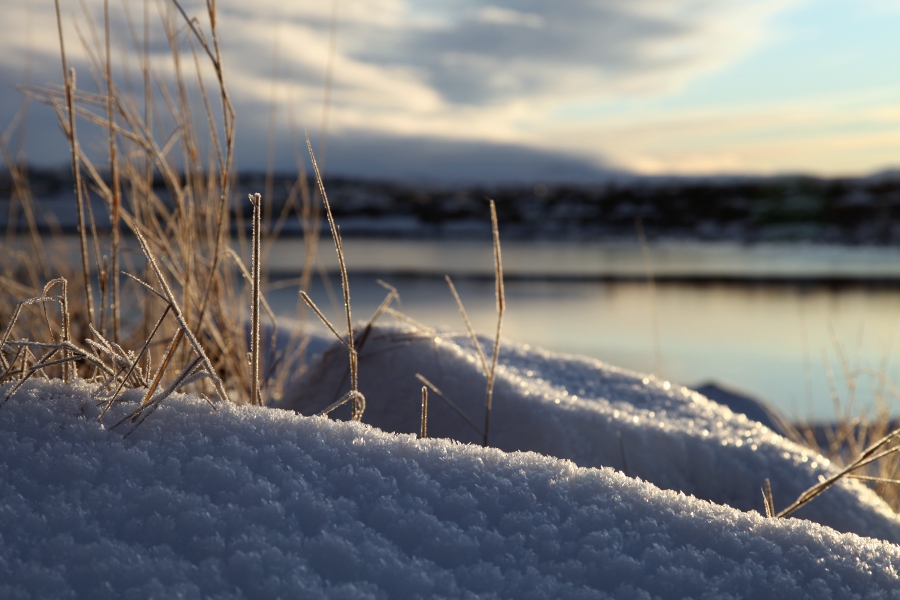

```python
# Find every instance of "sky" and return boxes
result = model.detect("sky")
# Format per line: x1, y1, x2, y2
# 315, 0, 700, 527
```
2, 0, 900, 182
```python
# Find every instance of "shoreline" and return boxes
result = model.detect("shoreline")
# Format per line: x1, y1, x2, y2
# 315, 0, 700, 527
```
9, 234, 900, 286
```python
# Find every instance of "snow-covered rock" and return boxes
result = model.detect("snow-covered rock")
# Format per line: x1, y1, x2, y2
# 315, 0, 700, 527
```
1, 378, 900, 598
278, 325, 900, 543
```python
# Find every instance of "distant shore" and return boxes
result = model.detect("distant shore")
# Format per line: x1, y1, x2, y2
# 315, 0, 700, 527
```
9, 233, 900, 288
6, 168, 900, 245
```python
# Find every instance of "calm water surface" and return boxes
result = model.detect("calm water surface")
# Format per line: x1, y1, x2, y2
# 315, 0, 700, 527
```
262, 239, 900, 422
15, 236, 900, 420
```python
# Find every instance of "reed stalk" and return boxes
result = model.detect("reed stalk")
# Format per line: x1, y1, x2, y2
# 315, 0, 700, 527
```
54, 0, 94, 327
249, 193, 262, 406
420, 386, 428, 439
483, 200, 505, 448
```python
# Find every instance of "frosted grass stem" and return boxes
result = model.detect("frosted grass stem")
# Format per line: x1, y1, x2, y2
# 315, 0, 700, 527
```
483, 200, 505, 448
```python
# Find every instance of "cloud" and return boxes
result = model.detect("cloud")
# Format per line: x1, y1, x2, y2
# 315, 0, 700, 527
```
320, 0, 789, 105
0, 0, 795, 176
545, 98, 900, 176
474, 7, 545, 29
212, 0, 793, 149
263, 130, 614, 183
223, 1, 801, 181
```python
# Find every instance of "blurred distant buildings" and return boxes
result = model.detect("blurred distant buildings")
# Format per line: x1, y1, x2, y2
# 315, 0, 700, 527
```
6, 168, 900, 244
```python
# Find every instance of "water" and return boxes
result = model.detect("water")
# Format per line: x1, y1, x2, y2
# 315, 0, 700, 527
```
14, 235, 900, 421
266, 238, 900, 280
263, 239, 900, 422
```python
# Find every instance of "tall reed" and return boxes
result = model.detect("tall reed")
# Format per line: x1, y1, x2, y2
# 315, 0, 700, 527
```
1, 0, 308, 411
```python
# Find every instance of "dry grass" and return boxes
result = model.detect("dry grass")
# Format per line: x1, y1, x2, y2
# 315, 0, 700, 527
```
3, 0, 512, 447
776, 426, 900, 518
304, 133, 364, 421
420, 385, 428, 439
0, 0, 311, 423
767, 338, 900, 515
424, 199, 506, 448
484, 200, 505, 447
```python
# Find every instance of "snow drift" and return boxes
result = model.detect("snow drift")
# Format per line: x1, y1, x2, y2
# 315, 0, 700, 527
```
278, 325, 900, 543
2, 378, 900, 598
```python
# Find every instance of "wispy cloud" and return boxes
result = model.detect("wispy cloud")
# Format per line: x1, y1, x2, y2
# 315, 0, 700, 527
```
549, 95, 900, 175
0, 0, 799, 177
220, 0, 793, 140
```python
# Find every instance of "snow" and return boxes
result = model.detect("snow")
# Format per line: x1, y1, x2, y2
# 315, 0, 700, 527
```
279, 325, 900, 543
1, 330, 899, 597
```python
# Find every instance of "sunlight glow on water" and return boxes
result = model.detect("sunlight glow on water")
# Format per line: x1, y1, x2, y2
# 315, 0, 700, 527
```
267, 238, 900, 280
19, 236, 900, 421
264, 239, 900, 422
267, 274, 900, 423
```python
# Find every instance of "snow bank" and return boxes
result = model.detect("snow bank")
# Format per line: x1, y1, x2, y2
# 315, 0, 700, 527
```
2, 379, 900, 598
279, 325, 900, 542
